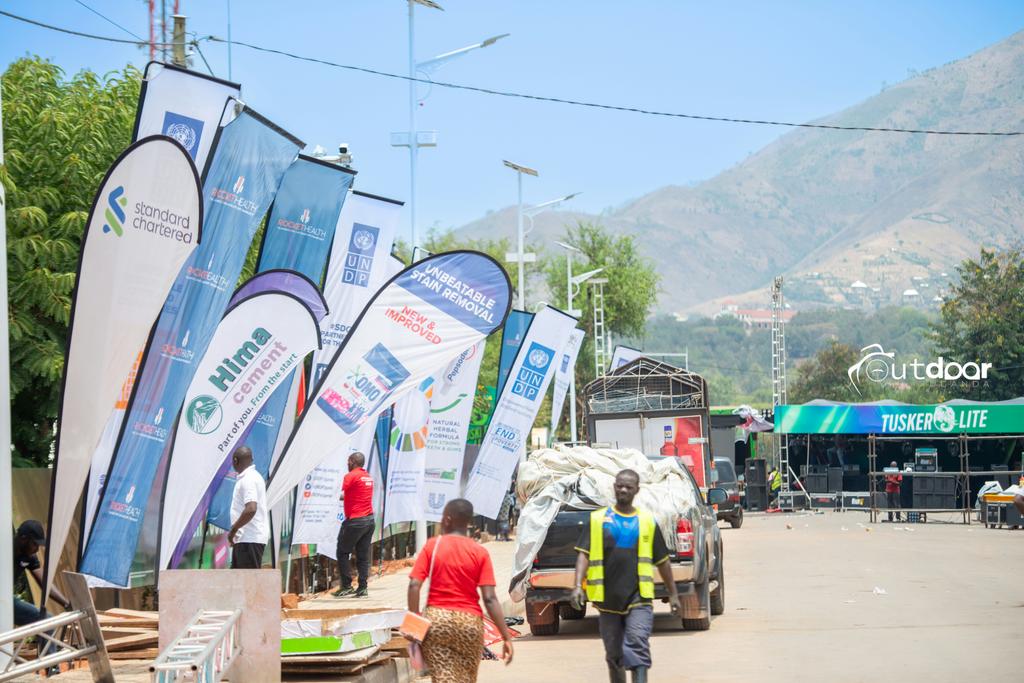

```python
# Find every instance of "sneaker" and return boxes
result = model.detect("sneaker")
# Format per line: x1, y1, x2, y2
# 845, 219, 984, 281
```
332, 586, 356, 598
354, 588, 369, 598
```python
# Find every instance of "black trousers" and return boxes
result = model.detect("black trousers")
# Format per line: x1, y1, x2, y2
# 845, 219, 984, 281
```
886, 490, 902, 521
231, 542, 265, 569
337, 515, 375, 589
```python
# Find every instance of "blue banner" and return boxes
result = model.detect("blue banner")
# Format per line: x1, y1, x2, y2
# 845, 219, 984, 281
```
205, 156, 355, 530
81, 109, 302, 585
496, 310, 533, 397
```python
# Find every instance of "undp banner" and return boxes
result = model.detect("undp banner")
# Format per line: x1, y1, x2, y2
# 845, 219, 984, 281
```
465, 306, 578, 518
268, 251, 512, 507
496, 311, 532, 397
159, 289, 322, 569
44, 137, 202, 598
81, 109, 302, 586
204, 156, 355, 530
311, 191, 403, 387
422, 342, 485, 521
133, 62, 241, 170
550, 328, 585, 438
610, 345, 643, 372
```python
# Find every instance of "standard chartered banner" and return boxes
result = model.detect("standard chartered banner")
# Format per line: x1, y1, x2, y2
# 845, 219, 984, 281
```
204, 156, 355, 530
465, 306, 578, 518
159, 289, 322, 569
81, 109, 302, 586
291, 425, 375, 558
268, 251, 512, 507
550, 328, 585, 437
422, 342, 484, 521
44, 137, 202, 598
133, 62, 241, 170
311, 191, 402, 386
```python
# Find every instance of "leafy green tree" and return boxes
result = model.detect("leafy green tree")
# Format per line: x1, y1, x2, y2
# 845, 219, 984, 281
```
790, 341, 870, 403
932, 248, 1024, 400
2, 58, 141, 466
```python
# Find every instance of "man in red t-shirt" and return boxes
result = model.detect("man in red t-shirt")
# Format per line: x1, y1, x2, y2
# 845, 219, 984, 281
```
885, 461, 903, 523
333, 452, 375, 598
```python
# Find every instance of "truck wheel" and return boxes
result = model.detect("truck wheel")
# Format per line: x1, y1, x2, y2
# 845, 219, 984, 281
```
527, 601, 561, 636
559, 602, 586, 620
730, 508, 744, 529
710, 547, 725, 616
682, 579, 711, 631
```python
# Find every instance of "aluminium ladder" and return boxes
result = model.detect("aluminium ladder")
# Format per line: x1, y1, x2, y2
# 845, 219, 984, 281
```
150, 609, 241, 683
771, 276, 794, 510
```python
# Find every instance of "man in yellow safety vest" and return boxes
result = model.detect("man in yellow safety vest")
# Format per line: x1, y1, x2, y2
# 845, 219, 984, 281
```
570, 469, 681, 683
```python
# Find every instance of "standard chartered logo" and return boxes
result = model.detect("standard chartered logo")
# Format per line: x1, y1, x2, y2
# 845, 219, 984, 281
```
103, 186, 127, 236
186, 395, 223, 434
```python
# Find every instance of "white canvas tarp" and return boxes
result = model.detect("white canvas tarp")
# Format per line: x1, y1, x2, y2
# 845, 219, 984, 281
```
509, 446, 698, 601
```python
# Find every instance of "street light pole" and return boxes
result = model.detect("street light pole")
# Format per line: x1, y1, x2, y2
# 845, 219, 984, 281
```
516, 171, 523, 310
407, 0, 418, 250
565, 252, 578, 441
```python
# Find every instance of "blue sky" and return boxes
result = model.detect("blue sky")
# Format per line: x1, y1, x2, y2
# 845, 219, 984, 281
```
2, 1, 1023, 242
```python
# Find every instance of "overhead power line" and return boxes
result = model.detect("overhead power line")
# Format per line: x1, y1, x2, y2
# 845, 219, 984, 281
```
2, 9, 1021, 137
71, 0, 146, 42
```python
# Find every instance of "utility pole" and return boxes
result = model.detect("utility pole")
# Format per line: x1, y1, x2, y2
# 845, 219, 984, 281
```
0, 72, 14, 640
171, 15, 187, 67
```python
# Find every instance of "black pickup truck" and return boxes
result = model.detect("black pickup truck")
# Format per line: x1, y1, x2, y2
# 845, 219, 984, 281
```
523, 458, 727, 635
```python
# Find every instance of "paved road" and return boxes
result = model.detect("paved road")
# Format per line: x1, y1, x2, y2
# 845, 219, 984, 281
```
480, 511, 1023, 683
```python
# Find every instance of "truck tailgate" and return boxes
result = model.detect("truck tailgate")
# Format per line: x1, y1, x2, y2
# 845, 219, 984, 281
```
534, 509, 590, 568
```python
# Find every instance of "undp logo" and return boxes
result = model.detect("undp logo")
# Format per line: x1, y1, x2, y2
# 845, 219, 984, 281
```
102, 186, 127, 236
353, 229, 376, 251
185, 395, 223, 434
512, 342, 555, 401
161, 111, 204, 159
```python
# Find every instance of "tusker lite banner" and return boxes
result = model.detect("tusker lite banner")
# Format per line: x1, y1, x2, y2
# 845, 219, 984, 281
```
44, 136, 202, 600
81, 109, 302, 586
267, 251, 512, 508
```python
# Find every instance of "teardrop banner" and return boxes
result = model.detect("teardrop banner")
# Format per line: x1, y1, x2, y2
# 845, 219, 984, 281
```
267, 250, 512, 508
44, 135, 202, 601
159, 286, 323, 571
81, 108, 302, 586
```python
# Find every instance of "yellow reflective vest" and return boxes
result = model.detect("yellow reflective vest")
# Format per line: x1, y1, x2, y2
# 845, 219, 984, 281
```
585, 507, 657, 603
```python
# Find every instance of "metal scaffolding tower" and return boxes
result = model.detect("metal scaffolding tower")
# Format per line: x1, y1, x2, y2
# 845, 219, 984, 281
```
590, 278, 609, 376
771, 276, 793, 510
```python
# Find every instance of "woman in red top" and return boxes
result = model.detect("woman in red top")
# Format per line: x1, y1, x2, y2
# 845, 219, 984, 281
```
408, 498, 514, 681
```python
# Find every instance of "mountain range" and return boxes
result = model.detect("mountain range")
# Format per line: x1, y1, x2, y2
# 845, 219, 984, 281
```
457, 30, 1024, 316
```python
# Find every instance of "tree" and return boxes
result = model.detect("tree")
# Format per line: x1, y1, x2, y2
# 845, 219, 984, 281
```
543, 221, 660, 439
932, 248, 1024, 400
2, 58, 140, 465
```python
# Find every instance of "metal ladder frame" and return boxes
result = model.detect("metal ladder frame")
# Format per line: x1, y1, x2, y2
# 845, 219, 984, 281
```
771, 276, 794, 511
0, 572, 112, 682
590, 278, 609, 377
150, 609, 241, 682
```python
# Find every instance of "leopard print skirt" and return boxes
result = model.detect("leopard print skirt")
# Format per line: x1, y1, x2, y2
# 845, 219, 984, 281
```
421, 606, 484, 683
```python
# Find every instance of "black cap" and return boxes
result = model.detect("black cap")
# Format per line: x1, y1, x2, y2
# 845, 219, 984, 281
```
16, 520, 46, 544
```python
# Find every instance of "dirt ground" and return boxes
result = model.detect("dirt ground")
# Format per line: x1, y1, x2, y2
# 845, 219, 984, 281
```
479, 510, 1023, 683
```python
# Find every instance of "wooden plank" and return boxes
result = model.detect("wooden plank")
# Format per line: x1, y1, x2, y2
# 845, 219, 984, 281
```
281, 607, 387, 621
104, 632, 160, 652
100, 626, 157, 639
96, 614, 159, 628
103, 608, 158, 620
108, 647, 159, 660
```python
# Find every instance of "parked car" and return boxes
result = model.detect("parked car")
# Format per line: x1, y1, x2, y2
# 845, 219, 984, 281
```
523, 456, 726, 635
713, 456, 744, 528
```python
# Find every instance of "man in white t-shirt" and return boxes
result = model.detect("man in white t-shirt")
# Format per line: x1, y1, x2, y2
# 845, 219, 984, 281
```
228, 446, 269, 569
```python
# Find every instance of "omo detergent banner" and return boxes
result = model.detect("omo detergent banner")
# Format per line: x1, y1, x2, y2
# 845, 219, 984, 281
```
311, 191, 403, 387
465, 305, 578, 518
44, 137, 202, 600
81, 109, 302, 586
159, 288, 321, 569
422, 341, 485, 521
774, 401, 1024, 435
267, 251, 512, 507
133, 62, 241, 171
204, 156, 355, 530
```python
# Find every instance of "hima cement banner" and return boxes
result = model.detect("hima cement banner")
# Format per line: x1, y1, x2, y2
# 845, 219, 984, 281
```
159, 289, 322, 569
384, 380, 434, 526
610, 345, 643, 372
422, 342, 485, 521
165, 270, 328, 567
774, 401, 1024, 435
81, 109, 302, 586
312, 191, 403, 387
268, 251, 512, 507
44, 136, 202, 599
204, 156, 355, 530
550, 328, 585, 438
496, 311, 532, 398
129, 70, 242, 354
133, 62, 241, 170
465, 306, 578, 518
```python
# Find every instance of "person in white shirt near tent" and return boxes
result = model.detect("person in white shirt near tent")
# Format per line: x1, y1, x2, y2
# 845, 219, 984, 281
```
228, 446, 269, 569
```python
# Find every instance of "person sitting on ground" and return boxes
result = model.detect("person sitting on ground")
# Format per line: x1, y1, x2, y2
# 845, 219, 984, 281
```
13, 520, 71, 625
407, 498, 514, 681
